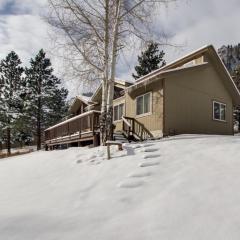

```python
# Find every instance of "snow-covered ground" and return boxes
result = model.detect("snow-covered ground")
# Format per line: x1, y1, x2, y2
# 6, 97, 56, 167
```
1, 135, 240, 240
1, 146, 36, 154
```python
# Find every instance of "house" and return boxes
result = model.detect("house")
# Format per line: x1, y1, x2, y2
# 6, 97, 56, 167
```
44, 45, 240, 149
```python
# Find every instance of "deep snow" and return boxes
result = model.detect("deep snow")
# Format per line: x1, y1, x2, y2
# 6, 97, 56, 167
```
1, 135, 240, 240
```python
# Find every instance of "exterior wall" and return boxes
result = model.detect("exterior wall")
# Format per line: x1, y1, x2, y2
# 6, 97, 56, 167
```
164, 64, 233, 135
89, 104, 101, 111
125, 79, 164, 138
181, 55, 204, 67
113, 96, 125, 132
76, 102, 87, 115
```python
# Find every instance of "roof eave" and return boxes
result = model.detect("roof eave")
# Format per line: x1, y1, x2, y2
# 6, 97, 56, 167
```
208, 46, 240, 105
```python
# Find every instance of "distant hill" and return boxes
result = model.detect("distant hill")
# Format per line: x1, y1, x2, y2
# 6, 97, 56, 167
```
218, 44, 240, 74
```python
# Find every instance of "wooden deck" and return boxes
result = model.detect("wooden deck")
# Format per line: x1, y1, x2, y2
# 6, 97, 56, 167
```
44, 110, 101, 149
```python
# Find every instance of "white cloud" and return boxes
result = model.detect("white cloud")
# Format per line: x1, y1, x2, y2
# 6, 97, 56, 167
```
0, 0, 50, 65
118, 0, 240, 81
0, 0, 47, 15
0, 0, 240, 95
0, 14, 49, 64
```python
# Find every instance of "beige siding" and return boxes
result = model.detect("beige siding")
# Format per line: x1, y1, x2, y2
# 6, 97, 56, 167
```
125, 80, 164, 137
113, 97, 125, 131
164, 64, 233, 135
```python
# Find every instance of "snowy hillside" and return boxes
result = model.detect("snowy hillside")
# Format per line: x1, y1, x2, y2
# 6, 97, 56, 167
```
1, 135, 240, 240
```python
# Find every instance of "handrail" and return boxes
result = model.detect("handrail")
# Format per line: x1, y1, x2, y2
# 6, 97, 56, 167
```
122, 116, 131, 127
44, 111, 101, 141
45, 110, 101, 131
122, 116, 153, 141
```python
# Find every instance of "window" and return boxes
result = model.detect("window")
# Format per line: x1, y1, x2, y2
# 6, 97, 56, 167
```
213, 101, 226, 121
136, 92, 151, 116
113, 103, 124, 121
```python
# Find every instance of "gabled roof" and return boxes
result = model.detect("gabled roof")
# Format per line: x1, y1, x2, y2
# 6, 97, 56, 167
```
91, 78, 133, 102
69, 95, 95, 113
128, 45, 240, 105
76, 95, 92, 105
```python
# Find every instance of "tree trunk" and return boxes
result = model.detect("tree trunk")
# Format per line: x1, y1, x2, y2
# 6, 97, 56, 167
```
238, 109, 240, 132
106, 0, 121, 141
37, 97, 41, 150
6, 126, 11, 155
100, 0, 110, 145
100, 80, 108, 145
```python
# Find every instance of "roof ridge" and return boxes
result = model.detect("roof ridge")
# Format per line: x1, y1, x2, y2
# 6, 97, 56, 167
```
135, 45, 212, 83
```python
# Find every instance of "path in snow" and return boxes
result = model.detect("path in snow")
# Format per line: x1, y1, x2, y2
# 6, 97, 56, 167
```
118, 143, 161, 188
2, 135, 240, 240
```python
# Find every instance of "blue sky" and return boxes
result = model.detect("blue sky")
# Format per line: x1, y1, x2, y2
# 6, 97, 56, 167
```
0, 1, 15, 15
0, 0, 240, 96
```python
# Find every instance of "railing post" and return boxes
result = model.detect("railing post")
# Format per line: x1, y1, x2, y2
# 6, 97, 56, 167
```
91, 112, 94, 133
79, 118, 81, 139
132, 119, 135, 135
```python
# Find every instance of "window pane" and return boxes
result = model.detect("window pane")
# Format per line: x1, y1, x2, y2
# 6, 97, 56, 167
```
119, 104, 124, 119
137, 96, 143, 115
214, 102, 220, 120
220, 105, 226, 121
114, 106, 119, 121
144, 93, 150, 113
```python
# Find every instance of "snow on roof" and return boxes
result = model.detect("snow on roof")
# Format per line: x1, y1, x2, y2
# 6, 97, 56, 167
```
115, 78, 134, 85
126, 62, 209, 92
77, 95, 92, 104
134, 45, 210, 84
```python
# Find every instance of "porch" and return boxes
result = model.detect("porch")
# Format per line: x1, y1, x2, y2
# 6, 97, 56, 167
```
44, 110, 101, 149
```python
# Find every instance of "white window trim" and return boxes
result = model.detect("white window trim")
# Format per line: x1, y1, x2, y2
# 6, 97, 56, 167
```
212, 101, 227, 122
113, 103, 125, 122
135, 92, 152, 118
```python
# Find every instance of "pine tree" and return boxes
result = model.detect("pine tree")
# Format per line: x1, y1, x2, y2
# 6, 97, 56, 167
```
233, 66, 240, 131
46, 87, 69, 127
12, 114, 33, 147
25, 49, 68, 150
0, 51, 24, 154
0, 112, 5, 151
132, 42, 166, 80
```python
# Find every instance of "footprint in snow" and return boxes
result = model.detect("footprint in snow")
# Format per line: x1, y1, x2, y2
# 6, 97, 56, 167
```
128, 170, 152, 178
118, 180, 144, 188
131, 145, 141, 149
76, 159, 82, 164
142, 148, 159, 153
143, 154, 161, 159
139, 160, 160, 167
141, 143, 155, 147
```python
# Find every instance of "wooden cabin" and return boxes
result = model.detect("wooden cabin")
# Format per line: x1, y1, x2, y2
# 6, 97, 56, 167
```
44, 45, 240, 149
44, 80, 132, 148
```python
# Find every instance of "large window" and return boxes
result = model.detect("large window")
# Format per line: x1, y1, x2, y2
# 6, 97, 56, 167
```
114, 103, 124, 121
136, 92, 151, 116
213, 101, 226, 121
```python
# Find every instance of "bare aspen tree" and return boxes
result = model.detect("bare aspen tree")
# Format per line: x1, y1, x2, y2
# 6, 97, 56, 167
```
47, 0, 176, 144
106, 0, 121, 140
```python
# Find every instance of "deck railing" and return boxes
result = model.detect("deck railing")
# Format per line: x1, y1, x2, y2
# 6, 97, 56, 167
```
44, 110, 101, 142
122, 116, 153, 141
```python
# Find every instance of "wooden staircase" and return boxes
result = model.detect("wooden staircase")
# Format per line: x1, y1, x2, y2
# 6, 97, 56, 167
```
121, 116, 153, 141
113, 131, 130, 143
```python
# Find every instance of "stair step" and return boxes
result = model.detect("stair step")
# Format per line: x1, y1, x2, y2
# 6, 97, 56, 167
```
114, 137, 127, 140
113, 132, 129, 143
